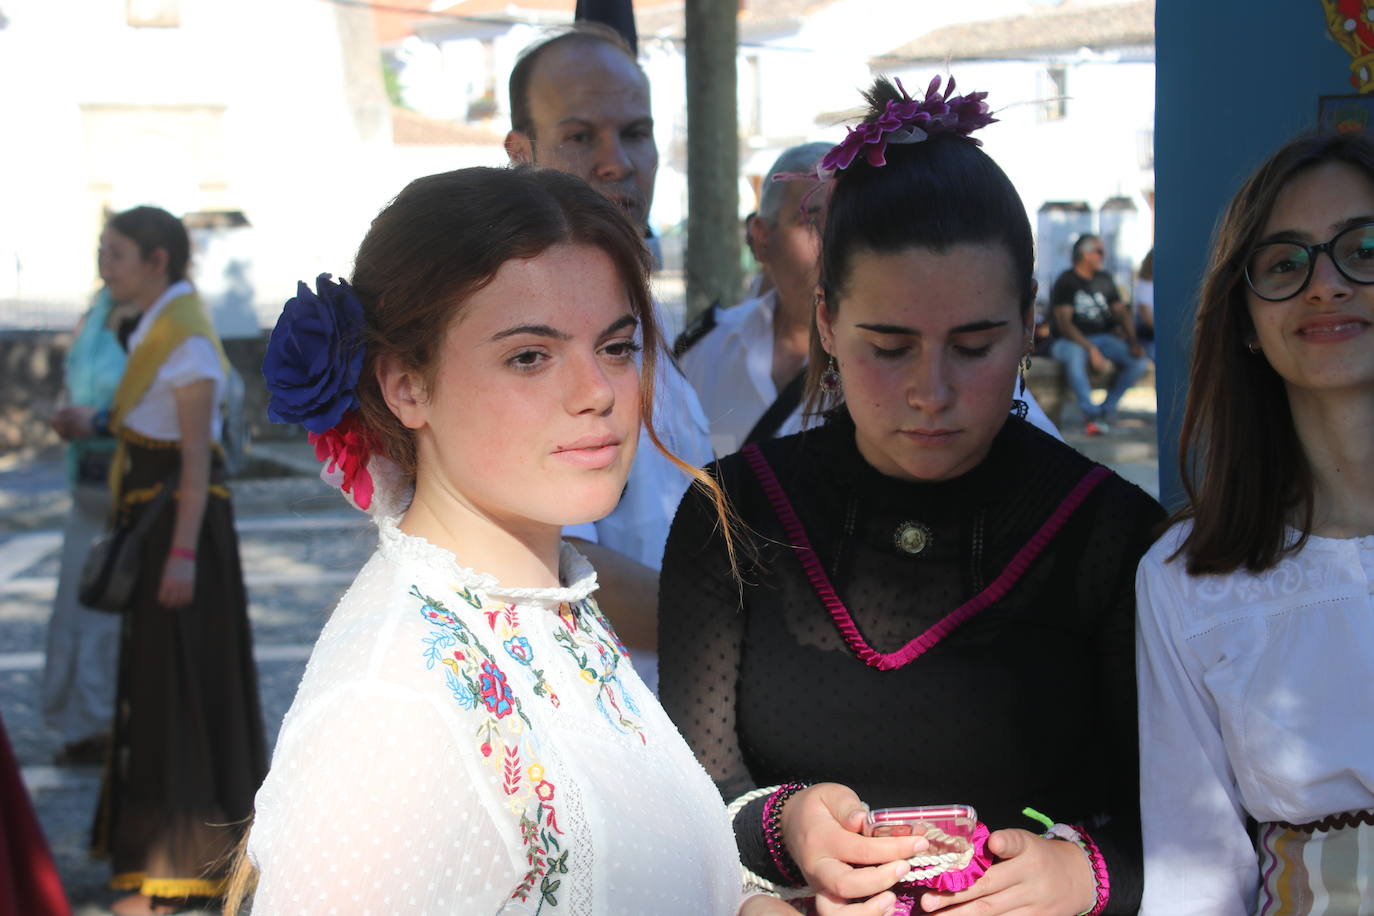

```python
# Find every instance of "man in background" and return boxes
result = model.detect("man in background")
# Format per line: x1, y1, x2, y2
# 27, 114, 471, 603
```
504, 26, 713, 688
677, 142, 829, 456
1049, 233, 1150, 436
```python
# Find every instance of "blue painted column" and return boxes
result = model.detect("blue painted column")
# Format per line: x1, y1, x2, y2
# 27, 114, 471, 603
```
1154, 3, 1351, 509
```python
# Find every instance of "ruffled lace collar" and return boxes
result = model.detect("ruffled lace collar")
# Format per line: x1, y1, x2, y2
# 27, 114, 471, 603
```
376, 514, 599, 606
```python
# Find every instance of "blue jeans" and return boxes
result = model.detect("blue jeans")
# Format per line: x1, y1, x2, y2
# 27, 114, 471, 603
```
1051, 334, 1151, 419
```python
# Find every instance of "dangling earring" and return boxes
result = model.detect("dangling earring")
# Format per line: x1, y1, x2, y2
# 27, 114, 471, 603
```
819, 356, 841, 393
1011, 353, 1032, 419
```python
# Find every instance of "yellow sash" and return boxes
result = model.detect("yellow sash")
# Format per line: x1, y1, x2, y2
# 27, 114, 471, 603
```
108, 292, 229, 510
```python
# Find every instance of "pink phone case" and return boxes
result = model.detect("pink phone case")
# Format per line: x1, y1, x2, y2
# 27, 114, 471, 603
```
863, 804, 978, 849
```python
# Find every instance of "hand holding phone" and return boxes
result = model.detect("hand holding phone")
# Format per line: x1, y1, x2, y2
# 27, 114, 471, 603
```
862, 804, 978, 856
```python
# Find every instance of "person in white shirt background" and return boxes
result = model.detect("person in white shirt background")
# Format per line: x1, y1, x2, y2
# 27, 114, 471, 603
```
504, 24, 713, 692
1135, 130, 1374, 915
681, 143, 1063, 457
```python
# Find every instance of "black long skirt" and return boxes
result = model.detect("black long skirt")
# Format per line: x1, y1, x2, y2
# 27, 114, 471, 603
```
91, 437, 266, 899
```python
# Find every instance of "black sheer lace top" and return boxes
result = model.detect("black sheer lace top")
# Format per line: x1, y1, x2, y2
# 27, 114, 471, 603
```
658, 413, 1164, 914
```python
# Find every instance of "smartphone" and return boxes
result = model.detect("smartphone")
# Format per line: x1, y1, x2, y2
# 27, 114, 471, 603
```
862, 804, 978, 853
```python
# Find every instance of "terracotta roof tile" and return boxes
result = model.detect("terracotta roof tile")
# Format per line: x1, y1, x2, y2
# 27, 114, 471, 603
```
873, 0, 1154, 66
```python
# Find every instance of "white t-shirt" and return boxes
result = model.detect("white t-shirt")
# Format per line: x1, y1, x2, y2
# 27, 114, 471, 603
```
248, 518, 744, 914
121, 280, 224, 442
1135, 523, 1374, 915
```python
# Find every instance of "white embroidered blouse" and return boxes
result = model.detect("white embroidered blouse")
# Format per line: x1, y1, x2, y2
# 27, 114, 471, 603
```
248, 517, 744, 914
1135, 522, 1374, 916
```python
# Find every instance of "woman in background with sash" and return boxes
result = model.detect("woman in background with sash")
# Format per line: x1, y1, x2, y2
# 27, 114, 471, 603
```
61, 206, 265, 915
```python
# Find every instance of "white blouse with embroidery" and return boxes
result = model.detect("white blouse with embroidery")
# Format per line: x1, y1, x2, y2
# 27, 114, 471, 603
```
1135, 522, 1374, 916
248, 517, 743, 915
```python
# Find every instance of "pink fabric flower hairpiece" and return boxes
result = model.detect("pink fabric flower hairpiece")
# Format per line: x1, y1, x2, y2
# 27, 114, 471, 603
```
818, 75, 997, 177
308, 412, 377, 511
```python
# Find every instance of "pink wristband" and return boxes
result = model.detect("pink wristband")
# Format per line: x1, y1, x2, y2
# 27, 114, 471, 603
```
1074, 825, 1111, 916
762, 782, 807, 886
169, 547, 197, 562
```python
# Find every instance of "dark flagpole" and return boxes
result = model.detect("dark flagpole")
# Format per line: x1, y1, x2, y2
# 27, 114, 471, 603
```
574, 0, 637, 54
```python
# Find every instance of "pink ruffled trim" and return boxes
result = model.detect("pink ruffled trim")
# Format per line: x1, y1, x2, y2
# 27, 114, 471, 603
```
1075, 825, 1111, 916
742, 445, 1110, 670
912, 822, 992, 892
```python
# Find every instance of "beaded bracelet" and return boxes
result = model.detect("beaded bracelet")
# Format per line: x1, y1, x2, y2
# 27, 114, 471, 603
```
1022, 809, 1110, 916
762, 782, 808, 886
725, 785, 813, 900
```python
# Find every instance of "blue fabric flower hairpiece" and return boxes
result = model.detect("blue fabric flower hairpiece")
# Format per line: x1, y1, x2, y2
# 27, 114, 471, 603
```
263, 273, 365, 434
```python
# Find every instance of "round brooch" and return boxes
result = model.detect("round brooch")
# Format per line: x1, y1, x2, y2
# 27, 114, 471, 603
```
894, 521, 932, 555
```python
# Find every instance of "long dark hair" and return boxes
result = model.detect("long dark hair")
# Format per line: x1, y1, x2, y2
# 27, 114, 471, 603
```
1174, 131, 1374, 574
808, 77, 1035, 411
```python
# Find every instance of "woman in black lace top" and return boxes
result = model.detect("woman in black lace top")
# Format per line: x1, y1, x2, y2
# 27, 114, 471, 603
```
660, 77, 1164, 916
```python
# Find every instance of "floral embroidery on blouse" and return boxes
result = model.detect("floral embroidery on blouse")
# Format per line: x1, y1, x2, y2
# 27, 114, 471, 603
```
411, 585, 568, 909
554, 598, 645, 744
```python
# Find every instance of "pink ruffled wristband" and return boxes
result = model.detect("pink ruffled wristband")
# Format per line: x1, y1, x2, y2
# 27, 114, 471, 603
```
1073, 825, 1111, 916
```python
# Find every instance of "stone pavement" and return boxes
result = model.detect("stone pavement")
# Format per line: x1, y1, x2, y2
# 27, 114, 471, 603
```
0, 398, 1158, 914
0, 449, 371, 914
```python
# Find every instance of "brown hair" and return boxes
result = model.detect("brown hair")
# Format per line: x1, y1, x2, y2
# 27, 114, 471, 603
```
1174, 131, 1374, 574
107, 205, 191, 282
349, 165, 656, 476
224, 165, 735, 913
508, 22, 639, 141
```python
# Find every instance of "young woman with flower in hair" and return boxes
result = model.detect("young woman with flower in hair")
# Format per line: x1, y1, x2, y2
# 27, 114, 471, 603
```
1136, 132, 1374, 915
48, 205, 266, 916
658, 77, 1164, 916
233, 166, 805, 915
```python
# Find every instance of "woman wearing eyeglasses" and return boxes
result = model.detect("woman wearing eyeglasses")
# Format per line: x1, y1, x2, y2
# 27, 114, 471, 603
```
1136, 131, 1374, 916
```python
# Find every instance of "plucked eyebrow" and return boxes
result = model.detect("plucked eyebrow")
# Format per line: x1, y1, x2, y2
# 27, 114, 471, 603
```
1258, 215, 1374, 245
490, 314, 637, 343
856, 319, 1009, 336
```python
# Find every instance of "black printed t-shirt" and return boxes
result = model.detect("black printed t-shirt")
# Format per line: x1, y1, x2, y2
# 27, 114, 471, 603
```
1051, 269, 1122, 337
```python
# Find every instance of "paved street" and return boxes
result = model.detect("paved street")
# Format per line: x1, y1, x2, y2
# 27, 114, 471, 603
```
0, 449, 372, 914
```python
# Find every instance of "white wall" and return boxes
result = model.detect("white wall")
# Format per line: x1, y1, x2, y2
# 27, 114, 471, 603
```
377, 1, 1154, 302
0, 0, 406, 333
883, 57, 1156, 296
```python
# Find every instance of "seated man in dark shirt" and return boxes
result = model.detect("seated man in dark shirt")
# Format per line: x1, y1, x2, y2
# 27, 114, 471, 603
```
1049, 233, 1151, 435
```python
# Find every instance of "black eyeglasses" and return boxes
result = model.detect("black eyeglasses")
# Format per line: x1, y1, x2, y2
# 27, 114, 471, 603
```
1245, 221, 1374, 301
